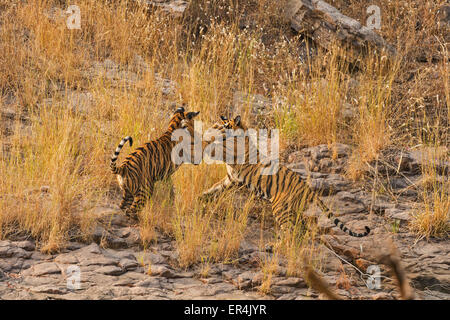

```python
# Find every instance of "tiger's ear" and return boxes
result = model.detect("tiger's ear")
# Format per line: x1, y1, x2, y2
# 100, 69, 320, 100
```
175, 106, 185, 114
220, 115, 228, 121
186, 111, 200, 119
234, 115, 241, 126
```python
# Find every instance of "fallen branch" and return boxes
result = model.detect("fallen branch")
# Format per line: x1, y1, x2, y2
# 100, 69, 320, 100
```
377, 239, 415, 300
303, 262, 343, 300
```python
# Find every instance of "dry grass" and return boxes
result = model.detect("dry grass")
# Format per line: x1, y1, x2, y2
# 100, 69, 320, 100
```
172, 165, 254, 267
0, 102, 100, 252
274, 212, 323, 278
346, 53, 401, 180
0, 0, 448, 270
258, 253, 279, 295
409, 148, 450, 240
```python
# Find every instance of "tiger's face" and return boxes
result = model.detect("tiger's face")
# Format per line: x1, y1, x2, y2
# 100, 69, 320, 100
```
217, 115, 248, 140
218, 115, 244, 130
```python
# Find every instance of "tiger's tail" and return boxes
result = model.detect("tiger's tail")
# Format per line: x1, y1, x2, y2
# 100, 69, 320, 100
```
315, 197, 370, 237
110, 136, 133, 174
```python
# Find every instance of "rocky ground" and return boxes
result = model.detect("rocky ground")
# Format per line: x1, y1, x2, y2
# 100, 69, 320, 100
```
0, 140, 448, 300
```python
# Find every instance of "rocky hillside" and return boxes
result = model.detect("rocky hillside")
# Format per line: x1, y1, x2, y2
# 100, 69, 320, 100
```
1, 141, 448, 300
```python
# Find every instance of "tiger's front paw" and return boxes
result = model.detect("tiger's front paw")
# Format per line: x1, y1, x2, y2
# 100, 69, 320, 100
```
124, 209, 139, 221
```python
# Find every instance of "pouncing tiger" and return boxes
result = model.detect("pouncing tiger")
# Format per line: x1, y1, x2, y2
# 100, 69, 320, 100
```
201, 115, 370, 237
110, 106, 200, 219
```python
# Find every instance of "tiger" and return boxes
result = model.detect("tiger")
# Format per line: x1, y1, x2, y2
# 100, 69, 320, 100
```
110, 106, 200, 219
201, 115, 370, 238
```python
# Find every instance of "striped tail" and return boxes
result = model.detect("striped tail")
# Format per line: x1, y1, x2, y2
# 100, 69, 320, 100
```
315, 197, 370, 237
110, 136, 133, 174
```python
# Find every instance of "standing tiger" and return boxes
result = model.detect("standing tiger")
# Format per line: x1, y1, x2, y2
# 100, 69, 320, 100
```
110, 106, 200, 218
201, 115, 370, 237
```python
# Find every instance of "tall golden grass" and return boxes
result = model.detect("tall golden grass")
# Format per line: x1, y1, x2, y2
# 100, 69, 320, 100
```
410, 147, 449, 239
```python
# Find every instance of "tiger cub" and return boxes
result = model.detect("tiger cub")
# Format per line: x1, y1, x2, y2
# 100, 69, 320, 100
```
201, 115, 370, 237
110, 106, 200, 218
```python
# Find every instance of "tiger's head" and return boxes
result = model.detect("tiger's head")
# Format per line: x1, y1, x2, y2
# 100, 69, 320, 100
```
205, 115, 246, 145
218, 115, 246, 131
168, 105, 200, 135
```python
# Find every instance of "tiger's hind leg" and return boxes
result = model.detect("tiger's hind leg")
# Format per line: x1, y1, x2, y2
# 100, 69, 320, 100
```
263, 203, 291, 252
267, 203, 309, 251
272, 200, 294, 233
127, 183, 154, 219
119, 189, 134, 212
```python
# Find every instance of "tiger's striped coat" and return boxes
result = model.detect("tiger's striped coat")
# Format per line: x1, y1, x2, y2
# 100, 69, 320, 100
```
110, 107, 200, 218
202, 115, 370, 237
